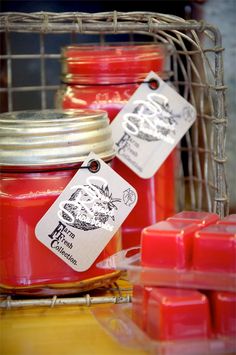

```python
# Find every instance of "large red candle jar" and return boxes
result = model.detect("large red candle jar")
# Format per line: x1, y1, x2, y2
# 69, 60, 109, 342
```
56, 44, 176, 248
0, 109, 121, 295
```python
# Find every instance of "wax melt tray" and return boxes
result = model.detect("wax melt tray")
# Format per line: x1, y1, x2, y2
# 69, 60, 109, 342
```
97, 248, 236, 292
92, 304, 236, 355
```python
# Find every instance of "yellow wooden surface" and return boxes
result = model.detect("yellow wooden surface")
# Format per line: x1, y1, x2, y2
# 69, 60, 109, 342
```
0, 304, 148, 355
0, 280, 148, 355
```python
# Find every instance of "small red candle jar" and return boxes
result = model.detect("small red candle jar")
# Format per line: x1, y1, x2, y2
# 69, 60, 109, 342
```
168, 211, 219, 227
0, 109, 121, 295
217, 214, 236, 225
209, 291, 236, 336
192, 224, 236, 273
141, 220, 200, 269
146, 287, 211, 341
132, 285, 153, 331
56, 44, 176, 249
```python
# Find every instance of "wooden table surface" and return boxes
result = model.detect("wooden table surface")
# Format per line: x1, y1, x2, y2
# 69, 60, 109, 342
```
0, 305, 148, 355
0, 280, 148, 355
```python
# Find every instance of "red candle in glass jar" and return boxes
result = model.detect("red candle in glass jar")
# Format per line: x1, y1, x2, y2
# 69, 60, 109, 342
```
146, 287, 211, 341
0, 109, 121, 295
192, 224, 236, 273
141, 220, 201, 269
57, 44, 176, 248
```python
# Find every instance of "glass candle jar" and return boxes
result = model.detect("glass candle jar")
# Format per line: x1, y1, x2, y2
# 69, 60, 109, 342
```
56, 44, 176, 249
0, 109, 121, 295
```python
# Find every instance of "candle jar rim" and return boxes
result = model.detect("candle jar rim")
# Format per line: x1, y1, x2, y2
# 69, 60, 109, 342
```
61, 42, 171, 59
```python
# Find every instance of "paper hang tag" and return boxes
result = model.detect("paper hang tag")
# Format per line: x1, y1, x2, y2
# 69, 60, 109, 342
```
111, 71, 197, 179
35, 152, 138, 272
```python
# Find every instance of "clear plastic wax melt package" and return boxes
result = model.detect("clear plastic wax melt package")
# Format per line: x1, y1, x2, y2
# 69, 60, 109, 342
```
92, 304, 236, 355
97, 212, 236, 292
94, 215, 236, 354
97, 247, 236, 292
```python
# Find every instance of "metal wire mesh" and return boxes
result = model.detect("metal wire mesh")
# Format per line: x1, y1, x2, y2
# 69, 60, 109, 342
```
0, 12, 229, 219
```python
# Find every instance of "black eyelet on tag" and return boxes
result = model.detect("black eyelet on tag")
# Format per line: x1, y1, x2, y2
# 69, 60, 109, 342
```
88, 159, 101, 173
148, 78, 159, 90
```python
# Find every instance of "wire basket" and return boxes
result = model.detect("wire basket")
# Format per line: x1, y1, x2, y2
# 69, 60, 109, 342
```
0, 11, 230, 308
0, 11, 229, 308
0, 12, 228, 220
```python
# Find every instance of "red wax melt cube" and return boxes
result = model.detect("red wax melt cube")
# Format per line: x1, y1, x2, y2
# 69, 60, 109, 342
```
217, 214, 236, 225
209, 291, 236, 336
132, 285, 153, 331
146, 288, 211, 340
168, 210, 219, 227
141, 221, 200, 269
192, 224, 236, 273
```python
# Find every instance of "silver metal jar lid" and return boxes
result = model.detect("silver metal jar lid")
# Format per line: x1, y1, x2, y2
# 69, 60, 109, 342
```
0, 109, 115, 169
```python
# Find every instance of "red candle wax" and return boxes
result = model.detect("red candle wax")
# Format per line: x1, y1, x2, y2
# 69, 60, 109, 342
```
141, 220, 201, 269
217, 214, 236, 225
61, 45, 165, 81
132, 285, 153, 331
209, 291, 236, 336
168, 210, 219, 227
192, 224, 236, 273
146, 288, 211, 340
58, 44, 176, 248
114, 154, 176, 249
0, 170, 120, 294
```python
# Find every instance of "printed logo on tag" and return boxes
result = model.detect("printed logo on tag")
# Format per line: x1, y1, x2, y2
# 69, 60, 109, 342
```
111, 71, 196, 178
35, 153, 137, 272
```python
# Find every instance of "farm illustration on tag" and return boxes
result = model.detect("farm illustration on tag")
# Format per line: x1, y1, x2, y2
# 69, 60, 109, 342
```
58, 176, 122, 232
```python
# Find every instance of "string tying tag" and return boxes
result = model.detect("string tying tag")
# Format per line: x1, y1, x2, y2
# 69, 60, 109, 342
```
3, 159, 103, 174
